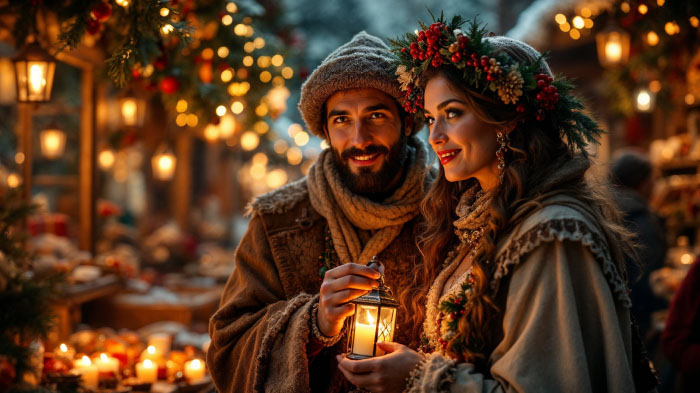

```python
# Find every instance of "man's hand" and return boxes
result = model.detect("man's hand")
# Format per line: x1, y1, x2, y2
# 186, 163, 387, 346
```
317, 263, 380, 337
336, 342, 423, 393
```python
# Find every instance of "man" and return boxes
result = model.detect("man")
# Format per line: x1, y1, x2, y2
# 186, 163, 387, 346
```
207, 32, 429, 393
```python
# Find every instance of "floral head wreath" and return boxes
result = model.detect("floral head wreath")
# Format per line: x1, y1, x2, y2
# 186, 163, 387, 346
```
389, 14, 602, 152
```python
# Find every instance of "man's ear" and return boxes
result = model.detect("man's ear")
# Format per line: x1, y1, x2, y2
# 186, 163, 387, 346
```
322, 123, 330, 141
403, 115, 414, 137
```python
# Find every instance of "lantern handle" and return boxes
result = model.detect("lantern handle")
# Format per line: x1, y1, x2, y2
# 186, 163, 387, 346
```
368, 256, 385, 287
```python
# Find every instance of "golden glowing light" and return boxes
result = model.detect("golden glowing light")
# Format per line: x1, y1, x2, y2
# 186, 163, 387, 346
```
572, 16, 584, 29
240, 131, 260, 151
222, 15, 233, 26
691, 16, 700, 28
244, 42, 256, 53
681, 253, 694, 265
226, 2, 238, 13
245, 26, 254, 37
243, 56, 254, 67
219, 114, 236, 139
176, 113, 188, 127
215, 105, 227, 116
161, 24, 174, 35
288, 123, 302, 137
255, 103, 269, 116
221, 69, 233, 82
218, 47, 230, 58
204, 124, 220, 142
234, 24, 247, 36
646, 31, 659, 46
294, 131, 310, 146
14, 152, 25, 165
250, 163, 266, 180
287, 147, 303, 165
584, 18, 594, 28
40, 128, 66, 159
29, 64, 46, 94
98, 149, 115, 170
231, 101, 245, 114
254, 37, 265, 49
259, 71, 272, 83
657, 0, 665, 5
272, 76, 285, 86
115, 0, 130, 7
555, 14, 566, 25
281, 67, 294, 79
686, 94, 696, 106
635, 88, 653, 112
266, 169, 287, 188
257, 56, 271, 68
271, 54, 284, 67
581, 8, 591, 18
153, 149, 176, 181
160, 7, 170, 17
274, 139, 288, 154
569, 29, 581, 40
186, 114, 199, 127
253, 152, 268, 166
320, 140, 330, 150
559, 22, 571, 32
176, 99, 188, 112
665, 21, 679, 35
649, 80, 662, 93
638, 4, 648, 15
201, 48, 214, 60
620, 2, 630, 13
254, 121, 269, 134
7, 173, 20, 188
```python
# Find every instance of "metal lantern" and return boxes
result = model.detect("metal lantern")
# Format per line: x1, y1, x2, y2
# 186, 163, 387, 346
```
346, 257, 399, 360
119, 95, 146, 128
151, 144, 176, 181
13, 41, 56, 103
595, 25, 630, 68
39, 124, 66, 159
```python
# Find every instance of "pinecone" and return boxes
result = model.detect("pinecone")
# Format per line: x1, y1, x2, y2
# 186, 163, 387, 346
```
497, 66, 524, 105
487, 58, 502, 76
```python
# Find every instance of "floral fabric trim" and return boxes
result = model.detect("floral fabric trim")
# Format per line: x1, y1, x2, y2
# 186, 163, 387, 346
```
492, 217, 631, 307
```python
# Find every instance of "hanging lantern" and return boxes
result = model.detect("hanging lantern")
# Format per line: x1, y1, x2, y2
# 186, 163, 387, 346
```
152, 145, 176, 181
346, 257, 399, 360
13, 41, 56, 103
634, 86, 656, 113
595, 25, 630, 68
119, 95, 146, 128
39, 124, 66, 159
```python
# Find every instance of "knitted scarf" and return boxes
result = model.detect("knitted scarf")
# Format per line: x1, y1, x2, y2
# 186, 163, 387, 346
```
307, 136, 428, 265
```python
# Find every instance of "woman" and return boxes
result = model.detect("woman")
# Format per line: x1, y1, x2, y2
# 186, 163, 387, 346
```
336, 16, 651, 392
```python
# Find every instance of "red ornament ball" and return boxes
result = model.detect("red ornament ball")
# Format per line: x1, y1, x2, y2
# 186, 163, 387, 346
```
160, 77, 180, 94
90, 1, 112, 22
86, 19, 101, 35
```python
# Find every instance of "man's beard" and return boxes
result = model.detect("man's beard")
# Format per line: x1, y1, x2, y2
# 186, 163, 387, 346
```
332, 132, 409, 198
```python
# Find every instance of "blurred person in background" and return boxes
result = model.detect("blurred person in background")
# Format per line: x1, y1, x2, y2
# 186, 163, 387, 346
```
661, 257, 700, 393
611, 150, 668, 340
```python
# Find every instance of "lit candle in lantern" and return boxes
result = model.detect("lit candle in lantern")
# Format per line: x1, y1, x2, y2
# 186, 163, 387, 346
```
352, 307, 379, 357
184, 359, 205, 382
74, 356, 98, 389
95, 353, 120, 376
136, 359, 157, 383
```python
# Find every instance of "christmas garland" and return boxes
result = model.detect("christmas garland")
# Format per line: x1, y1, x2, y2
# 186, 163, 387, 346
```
389, 13, 603, 153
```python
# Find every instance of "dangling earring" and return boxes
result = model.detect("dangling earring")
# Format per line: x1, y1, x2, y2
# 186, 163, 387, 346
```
496, 131, 509, 182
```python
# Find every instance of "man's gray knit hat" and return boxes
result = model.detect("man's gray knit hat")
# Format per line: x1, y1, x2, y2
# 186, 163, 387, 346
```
299, 31, 408, 138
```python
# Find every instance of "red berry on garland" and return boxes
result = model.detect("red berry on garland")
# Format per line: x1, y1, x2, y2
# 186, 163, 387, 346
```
86, 19, 101, 35
131, 67, 142, 79
90, 1, 112, 22
160, 76, 180, 94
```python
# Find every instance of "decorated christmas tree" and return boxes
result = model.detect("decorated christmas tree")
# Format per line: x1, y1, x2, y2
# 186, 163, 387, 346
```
0, 190, 60, 393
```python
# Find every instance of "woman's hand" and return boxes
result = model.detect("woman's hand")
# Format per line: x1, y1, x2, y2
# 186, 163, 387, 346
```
337, 342, 423, 393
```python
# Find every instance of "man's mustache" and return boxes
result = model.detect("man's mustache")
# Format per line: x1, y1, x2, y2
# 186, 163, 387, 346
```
341, 145, 389, 161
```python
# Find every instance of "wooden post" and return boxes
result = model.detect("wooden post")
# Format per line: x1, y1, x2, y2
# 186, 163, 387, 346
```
17, 103, 33, 204
173, 131, 192, 231
78, 66, 96, 253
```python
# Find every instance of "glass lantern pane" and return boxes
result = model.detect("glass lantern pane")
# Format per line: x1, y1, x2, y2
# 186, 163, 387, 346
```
27, 61, 48, 101
352, 305, 379, 357
375, 307, 396, 356
15, 61, 28, 101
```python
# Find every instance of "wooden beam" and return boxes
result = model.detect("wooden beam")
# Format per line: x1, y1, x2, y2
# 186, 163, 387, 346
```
173, 131, 192, 231
79, 66, 95, 253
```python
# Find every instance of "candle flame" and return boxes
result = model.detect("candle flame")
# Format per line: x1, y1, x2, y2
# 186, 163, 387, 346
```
190, 359, 202, 369
143, 359, 153, 368
100, 353, 108, 361
59, 343, 68, 352
29, 64, 45, 94
365, 309, 375, 325
81, 355, 92, 365
147, 345, 156, 354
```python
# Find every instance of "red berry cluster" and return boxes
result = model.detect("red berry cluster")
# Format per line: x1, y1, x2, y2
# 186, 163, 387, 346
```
408, 22, 449, 67
449, 35, 470, 64
402, 86, 423, 114
534, 73, 559, 121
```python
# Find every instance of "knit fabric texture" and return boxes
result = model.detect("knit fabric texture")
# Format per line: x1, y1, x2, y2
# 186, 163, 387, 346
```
485, 36, 553, 78
298, 31, 405, 138
306, 136, 428, 265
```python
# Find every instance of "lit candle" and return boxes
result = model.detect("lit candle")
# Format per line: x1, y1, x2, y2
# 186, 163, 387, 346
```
74, 356, 98, 389
184, 359, 205, 382
55, 343, 75, 365
95, 353, 120, 376
148, 333, 171, 356
352, 308, 380, 357
140, 345, 162, 362
28, 63, 46, 94
136, 359, 157, 383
